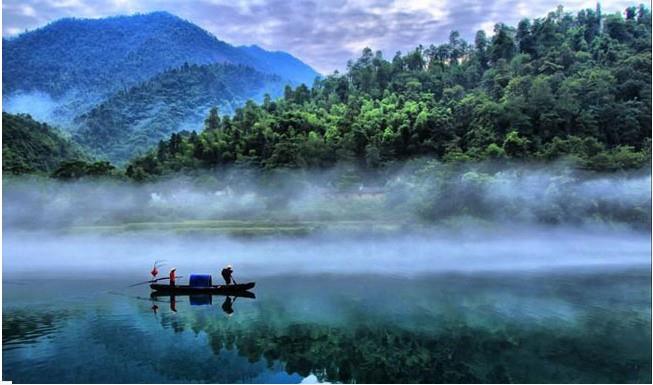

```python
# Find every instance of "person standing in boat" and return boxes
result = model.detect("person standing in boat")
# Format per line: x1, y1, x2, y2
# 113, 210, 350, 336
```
169, 268, 177, 287
221, 265, 234, 285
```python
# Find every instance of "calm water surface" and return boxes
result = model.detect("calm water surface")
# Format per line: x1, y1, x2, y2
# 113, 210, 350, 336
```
3, 268, 651, 383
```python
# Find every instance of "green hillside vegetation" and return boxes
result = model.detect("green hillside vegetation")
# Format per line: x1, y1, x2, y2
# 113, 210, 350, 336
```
127, 5, 651, 179
73, 62, 284, 163
2, 112, 89, 174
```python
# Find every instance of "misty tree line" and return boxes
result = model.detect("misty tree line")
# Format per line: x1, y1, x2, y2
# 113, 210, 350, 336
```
5, 160, 650, 230
124, 4, 651, 180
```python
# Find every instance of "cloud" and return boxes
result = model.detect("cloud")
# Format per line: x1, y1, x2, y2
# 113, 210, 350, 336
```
2, 0, 638, 73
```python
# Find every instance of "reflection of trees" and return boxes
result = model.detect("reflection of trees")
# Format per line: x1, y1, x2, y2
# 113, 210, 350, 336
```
158, 308, 650, 383
207, 322, 499, 383
3, 308, 76, 347
149, 272, 651, 383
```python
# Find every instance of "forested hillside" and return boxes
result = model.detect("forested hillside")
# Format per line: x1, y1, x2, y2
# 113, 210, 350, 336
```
2, 112, 88, 174
127, 5, 651, 178
73, 63, 284, 163
3, 11, 318, 123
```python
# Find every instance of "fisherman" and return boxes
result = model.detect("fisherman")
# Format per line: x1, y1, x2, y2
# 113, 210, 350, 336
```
221, 265, 234, 285
169, 268, 177, 287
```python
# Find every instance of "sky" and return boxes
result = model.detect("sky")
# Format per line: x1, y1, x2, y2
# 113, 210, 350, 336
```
2, 0, 639, 73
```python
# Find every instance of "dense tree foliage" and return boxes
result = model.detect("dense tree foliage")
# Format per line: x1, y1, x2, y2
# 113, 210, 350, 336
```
50, 160, 117, 179
73, 63, 285, 163
128, 5, 651, 177
2, 112, 88, 174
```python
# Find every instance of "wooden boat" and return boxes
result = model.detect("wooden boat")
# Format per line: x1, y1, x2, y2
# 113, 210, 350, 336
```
150, 282, 255, 294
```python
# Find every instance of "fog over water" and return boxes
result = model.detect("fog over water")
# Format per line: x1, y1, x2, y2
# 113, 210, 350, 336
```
3, 163, 651, 384
3, 228, 650, 279
4, 162, 651, 226
3, 162, 651, 277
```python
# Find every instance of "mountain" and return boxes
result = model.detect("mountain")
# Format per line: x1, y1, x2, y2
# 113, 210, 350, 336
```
239, 45, 318, 87
127, 5, 651, 176
3, 11, 319, 123
2, 112, 89, 174
73, 62, 284, 163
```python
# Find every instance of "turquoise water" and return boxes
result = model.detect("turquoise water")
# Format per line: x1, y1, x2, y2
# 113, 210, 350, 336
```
3, 269, 651, 383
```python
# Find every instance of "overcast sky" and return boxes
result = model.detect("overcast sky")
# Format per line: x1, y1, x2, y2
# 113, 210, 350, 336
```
2, 0, 638, 73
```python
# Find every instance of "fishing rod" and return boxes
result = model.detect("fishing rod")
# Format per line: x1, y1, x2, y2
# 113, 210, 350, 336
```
128, 276, 184, 287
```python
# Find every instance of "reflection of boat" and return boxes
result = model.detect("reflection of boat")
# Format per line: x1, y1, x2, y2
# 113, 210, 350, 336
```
150, 290, 256, 300
150, 291, 254, 315
150, 282, 255, 294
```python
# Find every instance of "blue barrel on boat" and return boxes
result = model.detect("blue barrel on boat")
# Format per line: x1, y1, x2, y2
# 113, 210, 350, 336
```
189, 274, 212, 287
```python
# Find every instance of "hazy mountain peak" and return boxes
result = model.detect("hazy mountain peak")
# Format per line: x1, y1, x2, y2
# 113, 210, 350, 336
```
3, 11, 317, 99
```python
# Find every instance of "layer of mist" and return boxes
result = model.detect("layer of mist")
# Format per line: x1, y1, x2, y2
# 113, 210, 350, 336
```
4, 161, 651, 232
3, 161, 650, 278
3, 91, 81, 127
3, 228, 650, 278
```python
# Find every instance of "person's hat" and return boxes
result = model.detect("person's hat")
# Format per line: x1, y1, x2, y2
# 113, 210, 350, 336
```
170, 267, 176, 271
226, 264, 232, 269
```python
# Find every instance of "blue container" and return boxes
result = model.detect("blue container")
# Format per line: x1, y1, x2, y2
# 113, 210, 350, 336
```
189, 274, 212, 287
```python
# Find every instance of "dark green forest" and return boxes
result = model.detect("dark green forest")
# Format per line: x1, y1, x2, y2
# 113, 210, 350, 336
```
73, 62, 284, 163
2, 112, 89, 174
127, 4, 651, 179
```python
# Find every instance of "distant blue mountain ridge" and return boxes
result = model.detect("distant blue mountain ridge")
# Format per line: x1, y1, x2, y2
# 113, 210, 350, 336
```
3, 11, 318, 98
238, 44, 319, 90
2, 11, 320, 162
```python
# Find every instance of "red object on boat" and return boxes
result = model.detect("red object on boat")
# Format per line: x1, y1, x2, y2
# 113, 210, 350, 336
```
151, 265, 158, 277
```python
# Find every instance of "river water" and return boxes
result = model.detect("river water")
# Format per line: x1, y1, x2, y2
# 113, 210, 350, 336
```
2, 230, 651, 383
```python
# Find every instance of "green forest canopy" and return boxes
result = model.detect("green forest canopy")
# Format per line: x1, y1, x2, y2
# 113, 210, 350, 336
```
127, 4, 651, 179
2, 112, 89, 174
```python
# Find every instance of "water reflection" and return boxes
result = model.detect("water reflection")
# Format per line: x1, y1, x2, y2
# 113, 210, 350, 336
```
2, 308, 77, 350
149, 292, 256, 316
221, 297, 234, 315
2, 270, 651, 383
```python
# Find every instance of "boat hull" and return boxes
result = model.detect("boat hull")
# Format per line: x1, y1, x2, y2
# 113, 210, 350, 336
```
150, 282, 255, 294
